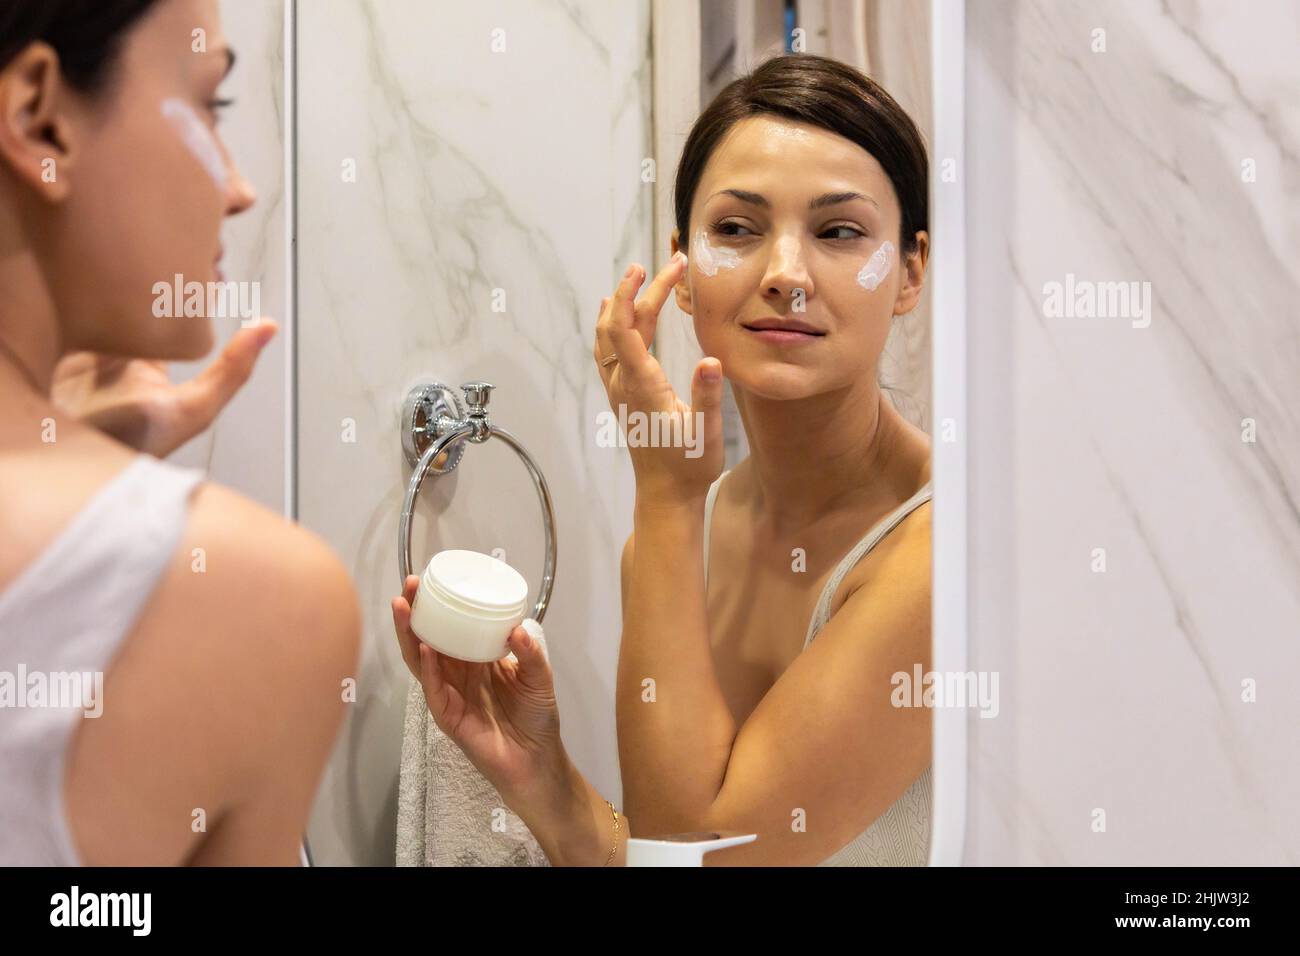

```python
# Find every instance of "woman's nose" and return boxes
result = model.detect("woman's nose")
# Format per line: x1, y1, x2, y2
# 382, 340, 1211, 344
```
225, 164, 256, 216
761, 234, 813, 300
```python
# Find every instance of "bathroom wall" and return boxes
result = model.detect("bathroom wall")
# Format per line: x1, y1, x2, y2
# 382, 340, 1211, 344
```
296, 0, 653, 865
962, 0, 1300, 864
170, 0, 288, 513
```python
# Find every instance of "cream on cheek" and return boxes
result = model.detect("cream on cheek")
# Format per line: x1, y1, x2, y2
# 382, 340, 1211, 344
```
856, 239, 896, 292
160, 97, 227, 192
690, 227, 741, 277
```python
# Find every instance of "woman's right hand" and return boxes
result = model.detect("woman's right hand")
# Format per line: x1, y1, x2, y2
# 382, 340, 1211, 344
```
593, 254, 725, 502
50, 321, 277, 458
391, 575, 564, 805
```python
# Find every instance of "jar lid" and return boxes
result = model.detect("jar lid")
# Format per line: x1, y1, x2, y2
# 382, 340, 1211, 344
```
424, 549, 529, 613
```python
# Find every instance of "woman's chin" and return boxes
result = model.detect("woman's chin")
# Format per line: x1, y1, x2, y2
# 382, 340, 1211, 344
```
177, 320, 217, 360
728, 363, 825, 401
146, 318, 215, 362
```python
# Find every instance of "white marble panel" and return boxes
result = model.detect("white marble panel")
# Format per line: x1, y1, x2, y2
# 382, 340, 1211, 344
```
964, 0, 1300, 865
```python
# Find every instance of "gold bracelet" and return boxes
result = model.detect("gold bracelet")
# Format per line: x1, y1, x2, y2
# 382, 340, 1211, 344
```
602, 800, 620, 866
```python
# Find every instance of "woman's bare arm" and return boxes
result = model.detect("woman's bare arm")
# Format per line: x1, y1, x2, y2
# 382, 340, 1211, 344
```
615, 493, 739, 835
618, 502, 932, 865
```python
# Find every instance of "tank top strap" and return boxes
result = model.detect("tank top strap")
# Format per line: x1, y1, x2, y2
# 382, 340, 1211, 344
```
802, 478, 933, 651
702, 469, 731, 592
0, 454, 207, 669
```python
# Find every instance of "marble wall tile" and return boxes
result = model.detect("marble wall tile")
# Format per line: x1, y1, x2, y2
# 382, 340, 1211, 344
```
964, 0, 1300, 865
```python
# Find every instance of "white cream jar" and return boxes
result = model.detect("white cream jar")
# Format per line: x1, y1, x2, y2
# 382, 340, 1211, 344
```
409, 549, 530, 662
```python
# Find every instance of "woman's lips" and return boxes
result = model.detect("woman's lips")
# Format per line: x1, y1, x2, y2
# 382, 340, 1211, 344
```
743, 326, 825, 345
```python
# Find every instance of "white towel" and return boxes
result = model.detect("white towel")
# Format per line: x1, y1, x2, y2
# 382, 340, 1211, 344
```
395, 623, 551, 867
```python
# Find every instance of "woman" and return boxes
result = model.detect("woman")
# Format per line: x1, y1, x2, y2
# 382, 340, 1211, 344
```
394, 54, 932, 866
0, 0, 360, 864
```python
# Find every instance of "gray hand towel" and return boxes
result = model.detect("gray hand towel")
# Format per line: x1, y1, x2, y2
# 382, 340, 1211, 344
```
395, 637, 551, 867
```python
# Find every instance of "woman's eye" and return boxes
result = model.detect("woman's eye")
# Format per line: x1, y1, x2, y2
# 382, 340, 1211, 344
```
820, 225, 866, 241
208, 97, 235, 116
715, 221, 755, 238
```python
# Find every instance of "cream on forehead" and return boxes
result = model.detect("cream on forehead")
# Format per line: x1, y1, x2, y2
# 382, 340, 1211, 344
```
160, 97, 227, 191
691, 228, 741, 277
856, 240, 896, 292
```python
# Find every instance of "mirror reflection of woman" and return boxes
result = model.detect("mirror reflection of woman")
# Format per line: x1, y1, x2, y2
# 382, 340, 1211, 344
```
394, 54, 933, 866
0, 0, 360, 865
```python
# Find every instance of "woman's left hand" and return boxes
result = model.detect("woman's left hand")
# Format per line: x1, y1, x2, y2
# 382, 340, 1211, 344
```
50, 320, 277, 458
391, 575, 566, 808
594, 254, 725, 502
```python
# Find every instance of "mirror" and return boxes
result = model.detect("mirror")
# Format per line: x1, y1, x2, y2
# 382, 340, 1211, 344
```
280, 0, 948, 867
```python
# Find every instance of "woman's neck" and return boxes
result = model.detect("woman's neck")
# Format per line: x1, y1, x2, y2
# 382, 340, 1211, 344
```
0, 240, 62, 400
731, 378, 925, 535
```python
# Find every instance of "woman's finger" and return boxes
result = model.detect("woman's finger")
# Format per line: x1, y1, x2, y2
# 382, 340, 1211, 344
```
390, 575, 420, 636
390, 574, 422, 677
605, 265, 657, 387
172, 320, 278, 440
593, 296, 614, 387
632, 252, 688, 347
507, 619, 552, 690
689, 356, 726, 459
595, 252, 684, 389
417, 643, 453, 726
390, 596, 415, 672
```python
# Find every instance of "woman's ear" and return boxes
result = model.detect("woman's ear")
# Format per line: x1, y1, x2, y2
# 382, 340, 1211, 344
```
893, 230, 929, 316
0, 43, 79, 202
670, 228, 694, 316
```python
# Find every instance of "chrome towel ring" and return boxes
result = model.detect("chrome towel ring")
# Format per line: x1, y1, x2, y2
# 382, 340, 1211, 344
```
398, 381, 557, 623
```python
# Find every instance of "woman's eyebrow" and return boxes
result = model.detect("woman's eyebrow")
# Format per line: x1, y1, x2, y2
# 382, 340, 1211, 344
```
220, 47, 238, 78
809, 191, 878, 210
709, 188, 769, 207
706, 189, 879, 211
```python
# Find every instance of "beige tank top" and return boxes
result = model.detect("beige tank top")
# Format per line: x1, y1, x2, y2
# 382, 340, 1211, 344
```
703, 469, 933, 866
0, 453, 206, 865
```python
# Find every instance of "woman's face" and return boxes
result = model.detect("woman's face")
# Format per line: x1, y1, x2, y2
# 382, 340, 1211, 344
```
29, 0, 254, 360
674, 115, 926, 401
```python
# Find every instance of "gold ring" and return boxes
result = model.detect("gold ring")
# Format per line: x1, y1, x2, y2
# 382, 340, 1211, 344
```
600, 353, 619, 368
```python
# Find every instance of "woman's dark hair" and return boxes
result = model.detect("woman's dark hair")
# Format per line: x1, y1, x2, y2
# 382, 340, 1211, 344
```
0, 0, 161, 94
675, 54, 928, 256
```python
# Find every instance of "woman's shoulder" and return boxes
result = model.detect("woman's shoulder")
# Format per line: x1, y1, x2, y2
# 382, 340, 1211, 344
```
179, 481, 361, 645
25, 430, 365, 684
58, 457, 360, 864
66, 537, 359, 863
841, 492, 931, 604
16, 424, 359, 625
141, 476, 360, 727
